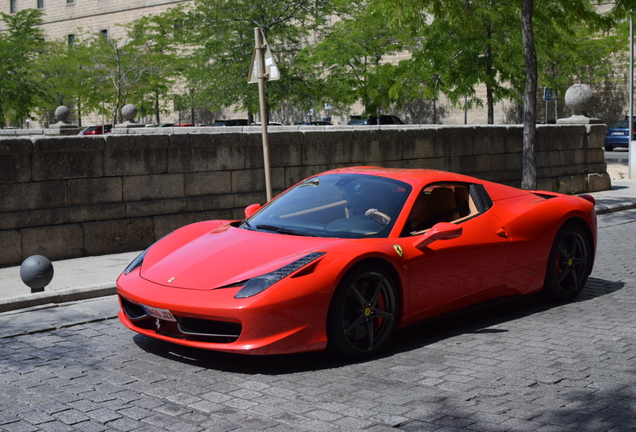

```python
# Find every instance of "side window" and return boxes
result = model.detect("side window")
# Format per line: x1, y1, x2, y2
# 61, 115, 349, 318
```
402, 183, 483, 236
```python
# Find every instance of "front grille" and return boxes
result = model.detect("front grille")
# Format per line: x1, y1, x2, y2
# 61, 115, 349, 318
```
121, 297, 147, 321
120, 295, 241, 343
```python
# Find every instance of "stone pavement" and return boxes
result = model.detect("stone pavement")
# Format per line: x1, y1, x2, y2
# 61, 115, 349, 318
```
1, 207, 635, 432
1, 178, 636, 432
1, 179, 635, 314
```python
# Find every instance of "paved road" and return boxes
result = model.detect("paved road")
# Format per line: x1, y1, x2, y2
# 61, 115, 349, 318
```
605, 148, 629, 164
1, 210, 635, 431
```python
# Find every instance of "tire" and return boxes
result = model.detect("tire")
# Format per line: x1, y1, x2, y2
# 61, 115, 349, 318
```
327, 264, 399, 359
543, 222, 592, 301
605, 144, 614, 151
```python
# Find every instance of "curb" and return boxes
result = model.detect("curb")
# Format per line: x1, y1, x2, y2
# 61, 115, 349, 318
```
0, 285, 116, 314
594, 201, 636, 215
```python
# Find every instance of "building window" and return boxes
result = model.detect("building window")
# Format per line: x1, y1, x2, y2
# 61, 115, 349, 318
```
66, 0, 74, 4
100, 29, 108, 38
37, 0, 43, 8
68, 34, 75, 46
10, 0, 17, 13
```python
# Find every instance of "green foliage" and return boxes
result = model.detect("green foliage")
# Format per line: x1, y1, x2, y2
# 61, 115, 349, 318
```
168, 0, 331, 117
0, 9, 46, 125
3, 0, 636, 126
298, 1, 414, 117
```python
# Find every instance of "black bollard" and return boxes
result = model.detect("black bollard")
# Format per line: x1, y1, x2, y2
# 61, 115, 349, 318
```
20, 255, 54, 293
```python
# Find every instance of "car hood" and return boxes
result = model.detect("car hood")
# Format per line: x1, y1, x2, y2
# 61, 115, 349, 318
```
139, 223, 345, 290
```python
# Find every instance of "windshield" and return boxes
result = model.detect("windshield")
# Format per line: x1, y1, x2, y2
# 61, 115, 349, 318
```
611, 121, 628, 129
243, 173, 411, 238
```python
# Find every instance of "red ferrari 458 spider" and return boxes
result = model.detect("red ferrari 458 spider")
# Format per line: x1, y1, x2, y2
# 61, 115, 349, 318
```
117, 167, 597, 358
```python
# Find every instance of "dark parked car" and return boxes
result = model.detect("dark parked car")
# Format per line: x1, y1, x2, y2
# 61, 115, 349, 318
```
348, 115, 403, 125
82, 124, 112, 135
295, 121, 333, 125
604, 120, 634, 151
211, 119, 249, 126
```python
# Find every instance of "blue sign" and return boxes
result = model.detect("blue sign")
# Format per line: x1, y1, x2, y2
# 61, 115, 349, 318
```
543, 88, 553, 101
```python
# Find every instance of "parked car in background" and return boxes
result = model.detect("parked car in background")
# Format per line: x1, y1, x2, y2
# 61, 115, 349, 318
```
295, 121, 333, 125
251, 122, 284, 126
212, 119, 249, 126
82, 124, 112, 135
348, 115, 403, 125
145, 123, 175, 128
604, 120, 634, 151
77, 126, 92, 135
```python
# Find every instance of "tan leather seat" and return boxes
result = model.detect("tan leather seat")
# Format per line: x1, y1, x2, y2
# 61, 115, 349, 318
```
425, 187, 459, 222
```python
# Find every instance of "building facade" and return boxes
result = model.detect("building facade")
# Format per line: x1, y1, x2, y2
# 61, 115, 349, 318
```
1, 0, 189, 40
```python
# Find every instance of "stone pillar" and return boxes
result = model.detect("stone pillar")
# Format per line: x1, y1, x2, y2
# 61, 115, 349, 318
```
556, 84, 602, 125
557, 84, 610, 192
115, 104, 145, 129
48, 106, 80, 134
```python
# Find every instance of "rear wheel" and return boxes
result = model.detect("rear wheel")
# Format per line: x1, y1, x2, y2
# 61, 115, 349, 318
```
543, 222, 592, 301
604, 144, 614, 151
327, 264, 398, 359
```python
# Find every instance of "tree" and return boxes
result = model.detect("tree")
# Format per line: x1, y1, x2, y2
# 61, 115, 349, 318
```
125, 14, 182, 123
160, 0, 332, 120
79, 24, 177, 124
0, 9, 45, 126
33, 39, 96, 125
521, 0, 537, 189
377, 0, 523, 124
298, 1, 414, 118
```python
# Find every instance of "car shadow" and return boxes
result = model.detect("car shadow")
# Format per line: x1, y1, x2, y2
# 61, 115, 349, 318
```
132, 276, 624, 373
387, 276, 624, 356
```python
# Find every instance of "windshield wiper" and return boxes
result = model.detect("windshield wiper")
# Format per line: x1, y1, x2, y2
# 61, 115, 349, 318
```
256, 224, 316, 237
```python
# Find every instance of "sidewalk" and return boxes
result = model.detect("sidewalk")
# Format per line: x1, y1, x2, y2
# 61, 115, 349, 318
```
1, 178, 636, 314
0, 251, 140, 313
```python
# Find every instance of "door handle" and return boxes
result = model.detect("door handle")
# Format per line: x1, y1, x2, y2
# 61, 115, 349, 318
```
496, 228, 508, 238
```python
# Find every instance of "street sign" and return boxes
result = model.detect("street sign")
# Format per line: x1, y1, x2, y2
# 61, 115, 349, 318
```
543, 88, 553, 101
248, 31, 280, 84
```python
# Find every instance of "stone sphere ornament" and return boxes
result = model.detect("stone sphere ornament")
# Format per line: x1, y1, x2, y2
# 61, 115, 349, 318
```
20, 255, 54, 293
54, 106, 71, 123
564, 84, 595, 116
121, 104, 138, 122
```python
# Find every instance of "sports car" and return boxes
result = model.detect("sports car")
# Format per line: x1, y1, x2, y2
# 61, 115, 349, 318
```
117, 167, 597, 358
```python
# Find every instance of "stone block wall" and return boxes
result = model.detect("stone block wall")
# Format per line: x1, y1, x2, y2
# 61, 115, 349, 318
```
0, 124, 609, 266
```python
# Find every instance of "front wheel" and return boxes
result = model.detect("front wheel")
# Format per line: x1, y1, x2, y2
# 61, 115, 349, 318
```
327, 265, 398, 359
543, 223, 592, 301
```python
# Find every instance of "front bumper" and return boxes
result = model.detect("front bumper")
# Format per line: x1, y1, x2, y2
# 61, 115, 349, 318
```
116, 270, 332, 355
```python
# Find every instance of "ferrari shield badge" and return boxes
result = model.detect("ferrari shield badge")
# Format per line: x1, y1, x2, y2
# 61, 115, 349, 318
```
393, 245, 403, 257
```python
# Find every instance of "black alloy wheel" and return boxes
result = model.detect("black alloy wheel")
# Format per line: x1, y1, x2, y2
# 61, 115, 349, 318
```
544, 222, 592, 301
327, 264, 398, 359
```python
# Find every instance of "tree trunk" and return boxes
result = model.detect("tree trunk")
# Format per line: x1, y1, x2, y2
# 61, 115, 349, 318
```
486, 20, 494, 125
521, 0, 537, 190
155, 92, 160, 124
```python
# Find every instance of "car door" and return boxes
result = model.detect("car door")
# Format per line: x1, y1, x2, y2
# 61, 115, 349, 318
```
398, 183, 513, 322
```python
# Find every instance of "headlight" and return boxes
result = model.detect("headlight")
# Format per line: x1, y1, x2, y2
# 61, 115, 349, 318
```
234, 252, 325, 299
123, 233, 172, 275
124, 249, 148, 275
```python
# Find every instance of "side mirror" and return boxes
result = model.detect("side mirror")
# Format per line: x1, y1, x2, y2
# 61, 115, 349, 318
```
244, 203, 262, 219
414, 223, 462, 249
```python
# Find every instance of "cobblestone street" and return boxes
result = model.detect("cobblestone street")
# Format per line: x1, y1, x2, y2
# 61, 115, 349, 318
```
1, 209, 635, 431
